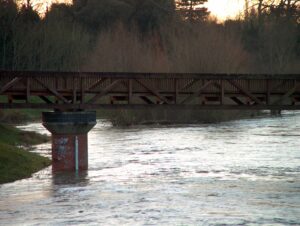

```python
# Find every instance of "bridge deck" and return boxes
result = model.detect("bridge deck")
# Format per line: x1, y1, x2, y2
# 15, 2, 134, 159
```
1, 71, 300, 110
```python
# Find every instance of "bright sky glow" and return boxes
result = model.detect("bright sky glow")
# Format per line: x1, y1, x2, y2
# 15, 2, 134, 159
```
26, 0, 245, 21
25, 0, 70, 14
205, 0, 245, 21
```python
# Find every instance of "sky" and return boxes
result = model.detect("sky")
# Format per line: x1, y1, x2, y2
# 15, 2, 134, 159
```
27, 0, 246, 21
205, 0, 245, 21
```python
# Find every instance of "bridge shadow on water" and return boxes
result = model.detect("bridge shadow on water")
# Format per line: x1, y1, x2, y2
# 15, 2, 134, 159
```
52, 171, 90, 186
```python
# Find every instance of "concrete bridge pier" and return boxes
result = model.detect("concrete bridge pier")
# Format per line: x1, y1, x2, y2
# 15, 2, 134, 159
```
42, 111, 96, 172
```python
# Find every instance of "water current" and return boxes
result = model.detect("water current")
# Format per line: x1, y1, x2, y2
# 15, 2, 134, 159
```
0, 112, 300, 225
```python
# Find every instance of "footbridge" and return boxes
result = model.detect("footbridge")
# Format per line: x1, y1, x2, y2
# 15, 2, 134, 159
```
1, 71, 300, 110
1, 71, 299, 172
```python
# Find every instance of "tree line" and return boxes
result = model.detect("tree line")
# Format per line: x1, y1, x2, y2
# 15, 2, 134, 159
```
0, 0, 299, 73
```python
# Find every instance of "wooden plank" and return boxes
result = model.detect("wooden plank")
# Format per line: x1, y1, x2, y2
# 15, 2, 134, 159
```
1, 103, 300, 111
211, 81, 224, 94
272, 81, 298, 105
0, 77, 23, 95
80, 77, 85, 104
267, 80, 271, 105
26, 77, 30, 103
73, 77, 77, 104
87, 79, 123, 104
180, 80, 213, 104
175, 79, 179, 104
1, 71, 300, 111
63, 77, 67, 89
227, 80, 263, 105
86, 78, 107, 91
33, 77, 69, 104
180, 79, 198, 91
220, 80, 224, 105
270, 80, 286, 93
135, 79, 171, 104
128, 79, 132, 104
55, 77, 59, 91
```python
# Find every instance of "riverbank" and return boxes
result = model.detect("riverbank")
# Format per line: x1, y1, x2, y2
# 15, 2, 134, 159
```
0, 109, 42, 124
0, 124, 51, 184
1, 108, 269, 126
104, 109, 265, 126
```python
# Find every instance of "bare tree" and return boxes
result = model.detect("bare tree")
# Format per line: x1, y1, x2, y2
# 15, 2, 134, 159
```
176, 0, 209, 22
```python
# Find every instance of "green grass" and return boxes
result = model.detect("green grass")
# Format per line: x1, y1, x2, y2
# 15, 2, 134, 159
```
0, 124, 51, 184
0, 124, 49, 146
0, 143, 51, 184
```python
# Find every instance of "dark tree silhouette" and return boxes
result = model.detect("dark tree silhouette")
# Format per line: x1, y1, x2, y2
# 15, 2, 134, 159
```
0, 0, 299, 73
176, 0, 209, 22
0, 0, 18, 69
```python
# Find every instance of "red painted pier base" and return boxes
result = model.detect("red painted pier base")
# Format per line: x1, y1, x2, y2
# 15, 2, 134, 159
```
42, 111, 96, 172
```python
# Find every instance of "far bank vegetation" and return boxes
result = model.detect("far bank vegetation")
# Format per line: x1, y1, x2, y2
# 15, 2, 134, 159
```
0, 0, 299, 124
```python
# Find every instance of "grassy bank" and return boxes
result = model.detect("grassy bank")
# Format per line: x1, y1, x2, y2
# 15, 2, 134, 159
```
0, 124, 51, 184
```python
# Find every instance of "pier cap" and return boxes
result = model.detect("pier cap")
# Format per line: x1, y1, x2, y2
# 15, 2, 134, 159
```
42, 111, 97, 134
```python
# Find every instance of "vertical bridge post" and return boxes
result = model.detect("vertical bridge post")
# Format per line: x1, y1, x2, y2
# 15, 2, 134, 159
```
42, 111, 96, 172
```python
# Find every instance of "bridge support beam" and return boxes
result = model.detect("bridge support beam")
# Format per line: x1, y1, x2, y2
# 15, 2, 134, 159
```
42, 111, 96, 172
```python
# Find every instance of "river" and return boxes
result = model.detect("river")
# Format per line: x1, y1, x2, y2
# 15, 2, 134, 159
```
0, 112, 300, 225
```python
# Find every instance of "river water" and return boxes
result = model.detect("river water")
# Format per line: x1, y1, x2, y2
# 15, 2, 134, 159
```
0, 112, 300, 225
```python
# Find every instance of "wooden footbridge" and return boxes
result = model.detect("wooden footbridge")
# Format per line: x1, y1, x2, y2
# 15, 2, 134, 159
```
1, 71, 300, 110
1, 70, 300, 172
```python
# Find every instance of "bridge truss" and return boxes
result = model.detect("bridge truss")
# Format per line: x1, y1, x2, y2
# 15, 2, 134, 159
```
0, 71, 300, 110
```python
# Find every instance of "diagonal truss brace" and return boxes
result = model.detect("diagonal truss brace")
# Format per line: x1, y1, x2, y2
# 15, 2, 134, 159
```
180, 80, 214, 104
227, 80, 263, 105
87, 79, 123, 104
0, 77, 23, 95
135, 79, 172, 104
86, 78, 107, 91
272, 81, 298, 105
33, 77, 69, 104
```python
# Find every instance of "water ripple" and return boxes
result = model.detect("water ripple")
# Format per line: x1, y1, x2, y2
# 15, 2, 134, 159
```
1, 112, 300, 225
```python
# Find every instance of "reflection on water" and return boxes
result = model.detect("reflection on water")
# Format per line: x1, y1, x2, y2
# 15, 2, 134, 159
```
52, 172, 89, 186
1, 112, 300, 225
